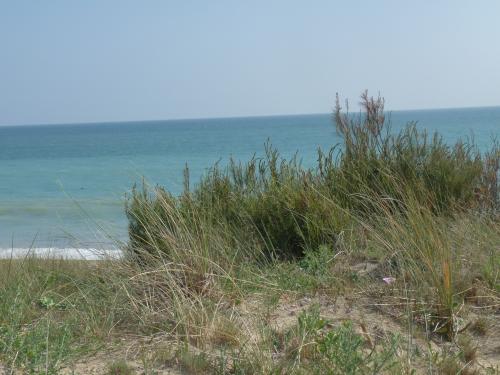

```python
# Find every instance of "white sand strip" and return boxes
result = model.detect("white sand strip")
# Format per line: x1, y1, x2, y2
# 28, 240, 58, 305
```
0, 247, 123, 260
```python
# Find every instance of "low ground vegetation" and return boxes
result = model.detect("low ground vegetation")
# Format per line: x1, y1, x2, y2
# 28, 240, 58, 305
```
1, 92, 499, 373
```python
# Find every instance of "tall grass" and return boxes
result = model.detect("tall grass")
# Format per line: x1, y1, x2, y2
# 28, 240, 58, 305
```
126, 91, 499, 261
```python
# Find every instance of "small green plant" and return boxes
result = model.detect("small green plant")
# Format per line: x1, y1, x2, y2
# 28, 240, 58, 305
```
280, 307, 399, 373
300, 245, 334, 277
292, 304, 327, 359
38, 294, 68, 310
106, 360, 135, 375
316, 321, 365, 372
315, 321, 399, 374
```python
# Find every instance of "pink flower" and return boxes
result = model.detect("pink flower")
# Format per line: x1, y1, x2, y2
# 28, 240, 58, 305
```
382, 277, 396, 285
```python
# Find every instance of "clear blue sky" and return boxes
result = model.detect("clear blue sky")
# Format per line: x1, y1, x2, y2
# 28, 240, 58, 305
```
1, 1, 499, 126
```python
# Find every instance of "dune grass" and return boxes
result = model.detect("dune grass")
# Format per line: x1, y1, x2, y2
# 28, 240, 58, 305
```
126, 92, 497, 261
1, 92, 499, 373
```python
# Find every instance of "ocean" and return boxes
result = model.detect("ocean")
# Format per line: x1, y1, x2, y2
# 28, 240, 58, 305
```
0, 107, 499, 255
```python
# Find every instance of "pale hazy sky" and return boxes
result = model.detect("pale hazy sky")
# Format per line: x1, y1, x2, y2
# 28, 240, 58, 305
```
1, 1, 500, 126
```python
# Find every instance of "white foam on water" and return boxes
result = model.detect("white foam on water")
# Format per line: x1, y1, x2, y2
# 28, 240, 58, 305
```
0, 247, 123, 260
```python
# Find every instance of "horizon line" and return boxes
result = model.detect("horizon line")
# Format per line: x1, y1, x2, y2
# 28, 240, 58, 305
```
1, 104, 500, 128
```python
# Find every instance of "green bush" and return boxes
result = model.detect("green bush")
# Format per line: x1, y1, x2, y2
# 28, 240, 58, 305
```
126, 92, 499, 261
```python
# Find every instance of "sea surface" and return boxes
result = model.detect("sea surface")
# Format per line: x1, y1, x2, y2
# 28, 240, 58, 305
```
0, 107, 499, 254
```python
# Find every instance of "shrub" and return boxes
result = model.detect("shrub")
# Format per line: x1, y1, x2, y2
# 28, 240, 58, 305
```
125, 92, 499, 261
333, 91, 493, 214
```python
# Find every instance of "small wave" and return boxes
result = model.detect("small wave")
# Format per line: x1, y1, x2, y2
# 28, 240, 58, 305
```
0, 247, 122, 260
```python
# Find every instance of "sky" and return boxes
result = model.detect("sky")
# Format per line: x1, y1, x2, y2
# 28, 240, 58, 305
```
1, 1, 500, 126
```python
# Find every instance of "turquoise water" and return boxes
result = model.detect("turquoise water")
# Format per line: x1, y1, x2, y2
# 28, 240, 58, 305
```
0, 107, 499, 250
